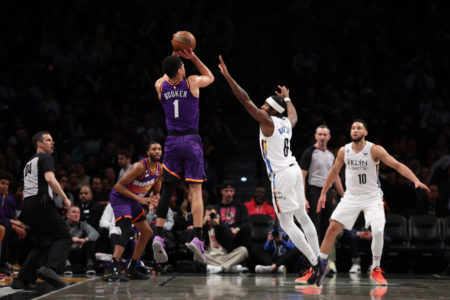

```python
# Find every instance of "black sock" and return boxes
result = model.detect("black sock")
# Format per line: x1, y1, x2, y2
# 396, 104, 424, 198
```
128, 259, 138, 272
193, 227, 203, 240
155, 226, 164, 237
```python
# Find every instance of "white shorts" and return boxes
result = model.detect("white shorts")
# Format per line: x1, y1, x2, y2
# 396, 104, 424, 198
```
270, 164, 305, 214
330, 190, 385, 230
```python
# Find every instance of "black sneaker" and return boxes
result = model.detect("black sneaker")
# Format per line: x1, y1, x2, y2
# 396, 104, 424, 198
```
315, 257, 329, 286
126, 268, 150, 280
11, 278, 36, 290
102, 262, 129, 282
37, 266, 67, 288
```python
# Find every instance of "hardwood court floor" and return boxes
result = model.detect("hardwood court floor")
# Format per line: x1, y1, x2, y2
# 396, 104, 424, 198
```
1, 273, 450, 299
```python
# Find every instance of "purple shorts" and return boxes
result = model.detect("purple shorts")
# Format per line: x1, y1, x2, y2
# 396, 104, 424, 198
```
163, 134, 205, 183
109, 189, 146, 223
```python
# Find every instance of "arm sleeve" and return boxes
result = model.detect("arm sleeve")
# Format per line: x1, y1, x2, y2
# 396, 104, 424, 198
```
299, 146, 313, 171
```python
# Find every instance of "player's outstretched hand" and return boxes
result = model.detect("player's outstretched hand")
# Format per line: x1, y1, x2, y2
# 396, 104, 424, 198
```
275, 85, 289, 99
415, 181, 430, 192
316, 194, 326, 213
176, 48, 194, 60
218, 55, 229, 77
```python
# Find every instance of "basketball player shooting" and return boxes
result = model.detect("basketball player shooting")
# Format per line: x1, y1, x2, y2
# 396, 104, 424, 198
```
218, 55, 326, 284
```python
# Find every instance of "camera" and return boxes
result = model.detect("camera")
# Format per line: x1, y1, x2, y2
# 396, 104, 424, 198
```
209, 212, 217, 219
271, 225, 280, 239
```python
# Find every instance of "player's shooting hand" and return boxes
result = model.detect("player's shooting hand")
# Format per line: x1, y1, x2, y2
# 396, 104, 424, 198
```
316, 194, 326, 213
415, 181, 430, 192
275, 85, 289, 99
218, 55, 229, 76
176, 48, 194, 60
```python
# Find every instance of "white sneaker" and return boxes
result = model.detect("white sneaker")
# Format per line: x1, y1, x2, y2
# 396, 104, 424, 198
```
328, 261, 337, 274
255, 265, 272, 273
206, 265, 223, 274
277, 265, 286, 274
229, 264, 246, 273
349, 263, 361, 274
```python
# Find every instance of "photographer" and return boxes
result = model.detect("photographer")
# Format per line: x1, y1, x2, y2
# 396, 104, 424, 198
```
202, 205, 248, 273
254, 223, 302, 274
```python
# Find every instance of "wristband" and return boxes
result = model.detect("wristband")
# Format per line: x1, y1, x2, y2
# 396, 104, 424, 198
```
284, 97, 291, 102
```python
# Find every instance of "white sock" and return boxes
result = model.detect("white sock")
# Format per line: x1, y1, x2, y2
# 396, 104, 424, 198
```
319, 252, 328, 260
372, 256, 381, 268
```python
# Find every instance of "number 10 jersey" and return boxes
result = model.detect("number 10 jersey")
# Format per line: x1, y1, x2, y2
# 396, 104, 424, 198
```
260, 116, 297, 176
344, 141, 380, 195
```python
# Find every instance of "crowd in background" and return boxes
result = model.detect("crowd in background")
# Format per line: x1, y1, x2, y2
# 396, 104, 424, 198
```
0, 0, 449, 275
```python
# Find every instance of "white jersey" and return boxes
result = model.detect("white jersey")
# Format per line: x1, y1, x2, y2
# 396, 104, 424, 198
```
259, 116, 297, 176
344, 141, 381, 195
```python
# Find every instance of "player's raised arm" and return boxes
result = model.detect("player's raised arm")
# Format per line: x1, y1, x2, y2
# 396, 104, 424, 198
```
275, 85, 298, 128
218, 55, 273, 127
177, 49, 214, 88
373, 145, 430, 192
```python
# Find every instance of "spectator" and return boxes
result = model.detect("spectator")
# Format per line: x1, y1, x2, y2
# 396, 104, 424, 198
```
254, 224, 302, 274
244, 186, 277, 221
203, 206, 248, 274
90, 175, 108, 205
65, 206, 99, 275
215, 180, 251, 250
117, 149, 132, 181
75, 185, 104, 229
415, 183, 448, 219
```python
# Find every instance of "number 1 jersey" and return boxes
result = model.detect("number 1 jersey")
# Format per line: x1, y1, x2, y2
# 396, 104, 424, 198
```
344, 141, 380, 195
161, 79, 199, 132
260, 116, 297, 176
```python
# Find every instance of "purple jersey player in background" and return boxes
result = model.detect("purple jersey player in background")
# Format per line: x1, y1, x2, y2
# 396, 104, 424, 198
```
153, 48, 214, 265
102, 143, 162, 282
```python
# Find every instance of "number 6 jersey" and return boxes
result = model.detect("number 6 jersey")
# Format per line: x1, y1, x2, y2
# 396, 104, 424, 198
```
344, 141, 380, 195
260, 116, 297, 176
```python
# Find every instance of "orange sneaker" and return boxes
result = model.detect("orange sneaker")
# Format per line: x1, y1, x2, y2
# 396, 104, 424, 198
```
370, 266, 387, 285
295, 268, 313, 284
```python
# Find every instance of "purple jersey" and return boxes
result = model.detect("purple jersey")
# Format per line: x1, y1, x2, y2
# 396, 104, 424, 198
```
110, 159, 161, 201
161, 79, 199, 131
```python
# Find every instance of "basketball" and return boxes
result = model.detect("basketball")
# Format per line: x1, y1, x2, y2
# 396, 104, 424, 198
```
171, 31, 196, 51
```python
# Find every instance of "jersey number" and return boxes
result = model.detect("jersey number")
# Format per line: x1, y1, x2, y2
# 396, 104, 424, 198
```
358, 174, 367, 184
173, 100, 179, 118
24, 163, 32, 177
283, 138, 289, 157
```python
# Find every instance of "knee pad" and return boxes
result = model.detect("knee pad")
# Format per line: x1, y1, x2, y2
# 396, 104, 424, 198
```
116, 218, 134, 248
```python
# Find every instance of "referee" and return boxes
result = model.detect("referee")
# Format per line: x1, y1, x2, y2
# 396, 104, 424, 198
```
300, 125, 344, 240
12, 131, 72, 289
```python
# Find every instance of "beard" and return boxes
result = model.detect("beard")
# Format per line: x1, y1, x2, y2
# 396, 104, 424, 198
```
149, 155, 160, 162
351, 136, 364, 143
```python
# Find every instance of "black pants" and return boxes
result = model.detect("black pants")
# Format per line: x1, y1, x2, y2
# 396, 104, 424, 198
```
251, 247, 301, 273
17, 197, 72, 283
68, 242, 96, 266
306, 185, 334, 242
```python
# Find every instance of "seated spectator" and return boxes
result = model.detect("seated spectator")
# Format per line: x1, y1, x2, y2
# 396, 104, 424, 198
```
203, 206, 248, 273
0, 171, 27, 270
76, 185, 104, 229
65, 206, 99, 275
254, 224, 301, 274
117, 149, 132, 181
245, 186, 276, 220
415, 183, 448, 219
90, 175, 109, 205
99, 203, 122, 254
215, 180, 251, 250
